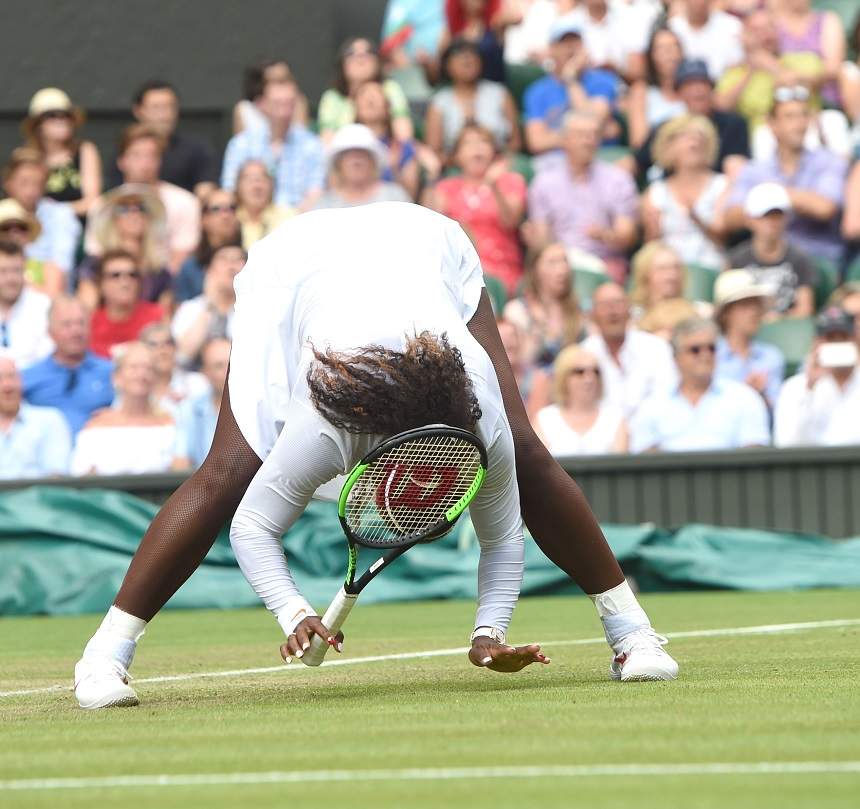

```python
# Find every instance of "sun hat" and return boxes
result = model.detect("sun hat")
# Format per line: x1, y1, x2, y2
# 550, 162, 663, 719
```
21, 88, 85, 140
713, 269, 773, 312
326, 124, 387, 172
89, 183, 166, 247
0, 198, 41, 241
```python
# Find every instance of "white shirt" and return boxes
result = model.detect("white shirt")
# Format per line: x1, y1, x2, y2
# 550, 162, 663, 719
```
581, 329, 678, 419
536, 401, 624, 457
70, 423, 177, 476
0, 287, 53, 369
630, 378, 770, 453
774, 368, 860, 448
567, 2, 656, 73
227, 203, 524, 637
171, 297, 235, 356
669, 11, 744, 81
0, 403, 71, 479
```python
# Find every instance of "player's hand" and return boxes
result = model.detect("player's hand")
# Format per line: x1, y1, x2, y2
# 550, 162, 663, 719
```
280, 617, 344, 663
468, 638, 550, 672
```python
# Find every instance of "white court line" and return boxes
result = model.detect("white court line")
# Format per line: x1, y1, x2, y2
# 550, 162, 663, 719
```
1, 761, 859, 791
1, 617, 858, 699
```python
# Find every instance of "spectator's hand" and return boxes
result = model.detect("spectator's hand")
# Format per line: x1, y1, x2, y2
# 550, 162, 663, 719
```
585, 223, 610, 244
806, 347, 829, 390
484, 158, 509, 186
560, 50, 588, 83
745, 370, 768, 395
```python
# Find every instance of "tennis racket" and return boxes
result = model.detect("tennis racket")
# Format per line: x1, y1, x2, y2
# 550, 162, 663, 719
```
302, 424, 488, 666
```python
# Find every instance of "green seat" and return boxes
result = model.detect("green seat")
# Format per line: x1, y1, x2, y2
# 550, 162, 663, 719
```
597, 144, 632, 164
483, 274, 508, 315
505, 62, 545, 112
508, 152, 533, 184
685, 263, 720, 303
813, 257, 840, 310
811, 0, 856, 30
756, 317, 815, 377
844, 255, 860, 283
572, 268, 610, 308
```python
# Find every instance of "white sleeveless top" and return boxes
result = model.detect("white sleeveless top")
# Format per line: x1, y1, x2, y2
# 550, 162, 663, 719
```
536, 402, 624, 457
648, 173, 728, 270
71, 424, 177, 476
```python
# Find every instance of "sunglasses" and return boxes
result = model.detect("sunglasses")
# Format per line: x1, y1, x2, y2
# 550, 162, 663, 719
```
115, 202, 147, 215
773, 85, 810, 103
570, 366, 600, 377
105, 270, 141, 281
345, 46, 374, 59
40, 109, 73, 121
685, 342, 716, 355
144, 338, 174, 348
204, 203, 237, 214
0, 222, 28, 234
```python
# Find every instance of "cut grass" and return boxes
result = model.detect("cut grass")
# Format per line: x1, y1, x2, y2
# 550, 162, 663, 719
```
1, 589, 859, 809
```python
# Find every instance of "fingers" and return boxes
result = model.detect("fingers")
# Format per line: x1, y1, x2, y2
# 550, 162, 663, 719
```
469, 640, 551, 672
282, 619, 346, 664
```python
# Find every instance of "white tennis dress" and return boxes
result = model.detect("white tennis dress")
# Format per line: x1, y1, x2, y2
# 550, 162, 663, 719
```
228, 202, 524, 639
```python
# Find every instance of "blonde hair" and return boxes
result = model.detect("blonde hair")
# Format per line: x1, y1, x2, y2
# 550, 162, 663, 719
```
94, 191, 167, 273
551, 344, 601, 406
652, 114, 719, 171
522, 242, 583, 347
638, 298, 697, 336
629, 240, 687, 308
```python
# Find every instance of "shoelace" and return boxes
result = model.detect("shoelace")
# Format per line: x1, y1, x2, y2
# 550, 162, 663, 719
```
615, 627, 669, 658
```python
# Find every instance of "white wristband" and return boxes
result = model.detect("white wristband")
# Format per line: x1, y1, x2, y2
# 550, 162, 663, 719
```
470, 626, 506, 645
276, 598, 318, 638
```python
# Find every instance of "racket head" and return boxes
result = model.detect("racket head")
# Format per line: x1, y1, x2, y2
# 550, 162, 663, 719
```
338, 425, 488, 549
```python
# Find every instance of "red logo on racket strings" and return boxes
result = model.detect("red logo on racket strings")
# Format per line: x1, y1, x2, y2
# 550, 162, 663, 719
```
375, 463, 459, 511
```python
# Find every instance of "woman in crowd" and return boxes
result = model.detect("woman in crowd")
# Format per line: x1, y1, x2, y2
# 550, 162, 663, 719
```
139, 322, 209, 417
534, 344, 628, 456
502, 241, 584, 368
354, 81, 429, 200
638, 298, 699, 343
71, 342, 177, 476
642, 114, 728, 271
424, 38, 520, 160
233, 59, 309, 133
89, 249, 165, 359
318, 38, 414, 143
0, 199, 48, 293
314, 124, 411, 209
626, 27, 687, 150
234, 160, 294, 250
174, 188, 242, 303
439, 0, 516, 84
76, 184, 171, 309
424, 124, 526, 293
22, 87, 102, 217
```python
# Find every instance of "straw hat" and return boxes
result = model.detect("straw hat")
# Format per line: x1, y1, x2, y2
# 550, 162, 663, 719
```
89, 183, 167, 246
21, 88, 85, 140
0, 198, 42, 241
326, 124, 387, 172
713, 270, 773, 314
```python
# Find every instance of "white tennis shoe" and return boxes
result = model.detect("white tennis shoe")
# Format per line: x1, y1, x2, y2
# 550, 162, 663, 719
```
609, 627, 679, 682
74, 657, 139, 709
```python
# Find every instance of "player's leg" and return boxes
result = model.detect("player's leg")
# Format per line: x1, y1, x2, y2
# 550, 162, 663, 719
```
467, 291, 678, 680
74, 380, 263, 708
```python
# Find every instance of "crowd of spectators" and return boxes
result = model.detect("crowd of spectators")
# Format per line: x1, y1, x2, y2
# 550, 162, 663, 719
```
3, 0, 860, 481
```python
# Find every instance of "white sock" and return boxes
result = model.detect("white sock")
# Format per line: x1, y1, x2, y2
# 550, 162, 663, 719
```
589, 580, 650, 648
82, 606, 147, 670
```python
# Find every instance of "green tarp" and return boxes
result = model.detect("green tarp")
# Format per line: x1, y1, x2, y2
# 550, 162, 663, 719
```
1, 487, 859, 616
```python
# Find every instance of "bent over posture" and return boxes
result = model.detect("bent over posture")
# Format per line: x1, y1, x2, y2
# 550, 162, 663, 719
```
75, 203, 677, 709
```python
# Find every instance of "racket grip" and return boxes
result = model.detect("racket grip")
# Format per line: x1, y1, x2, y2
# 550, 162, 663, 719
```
301, 588, 358, 667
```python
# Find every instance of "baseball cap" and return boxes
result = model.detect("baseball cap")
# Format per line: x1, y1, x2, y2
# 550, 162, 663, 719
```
714, 270, 773, 312
815, 306, 855, 336
675, 59, 712, 89
549, 16, 583, 43
744, 182, 792, 218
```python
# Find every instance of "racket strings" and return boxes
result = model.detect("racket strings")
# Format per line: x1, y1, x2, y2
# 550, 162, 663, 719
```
345, 435, 482, 545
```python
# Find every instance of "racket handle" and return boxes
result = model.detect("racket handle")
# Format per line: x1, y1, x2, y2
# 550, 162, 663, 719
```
301, 587, 358, 667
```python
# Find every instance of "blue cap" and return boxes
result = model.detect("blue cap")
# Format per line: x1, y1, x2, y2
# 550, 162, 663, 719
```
675, 58, 712, 89
549, 16, 583, 44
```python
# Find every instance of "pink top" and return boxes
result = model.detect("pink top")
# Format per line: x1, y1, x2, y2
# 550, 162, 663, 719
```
435, 172, 526, 294
776, 12, 839, 105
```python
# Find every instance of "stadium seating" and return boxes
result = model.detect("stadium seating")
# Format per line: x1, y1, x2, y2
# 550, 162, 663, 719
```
756, 316, 815, 377
813, 257, 840, 310
483, 274, 508, 314
572, 267, 610, 308
685, 263, 719, 303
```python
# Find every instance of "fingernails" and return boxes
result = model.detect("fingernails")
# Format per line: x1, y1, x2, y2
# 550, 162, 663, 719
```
481, 656, 492, 665
327, 636, 334, 645
295, 649, 304, 658
302, 641, 310, 651
285, 657, 292, 664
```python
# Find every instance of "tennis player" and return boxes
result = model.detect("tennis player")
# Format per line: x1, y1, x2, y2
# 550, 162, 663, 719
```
75, 203, 678, 709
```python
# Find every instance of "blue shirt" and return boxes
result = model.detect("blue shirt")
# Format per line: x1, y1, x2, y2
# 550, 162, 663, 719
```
22, 352, 114, 436
381, 0, 444, 59
0, 403, 71, 480
523, 73, 621, 130
221, 123, 325, 208
174, 256, 205, 303
28, 198, 82, 274
174, 391, 218, 468
630, 378, 771, 453
715, 338, 785, 408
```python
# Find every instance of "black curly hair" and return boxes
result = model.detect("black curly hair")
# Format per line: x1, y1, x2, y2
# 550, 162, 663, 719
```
307, 331, 482, 435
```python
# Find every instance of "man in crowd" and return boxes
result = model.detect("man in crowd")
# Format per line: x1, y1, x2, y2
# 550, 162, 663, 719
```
725, 87, 848, 266
774, 307, 860, 447
0, 355, 71, 480
572, 0, 651, 82
108, 80, 218, 197
631, 317, 770, 452
2, 148, 80, 294
581, 282, 677, 417
22, 296, 114, 436
527, 111, 638, 281
88, 125, 201, 272
669, 0, 744, 82
727, 182, 815, 319
631, 59, 750, 183
524, 18, 622, 172
173, 337, 231, 469
0, 241, 53, 368
221, 78, 324, 209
